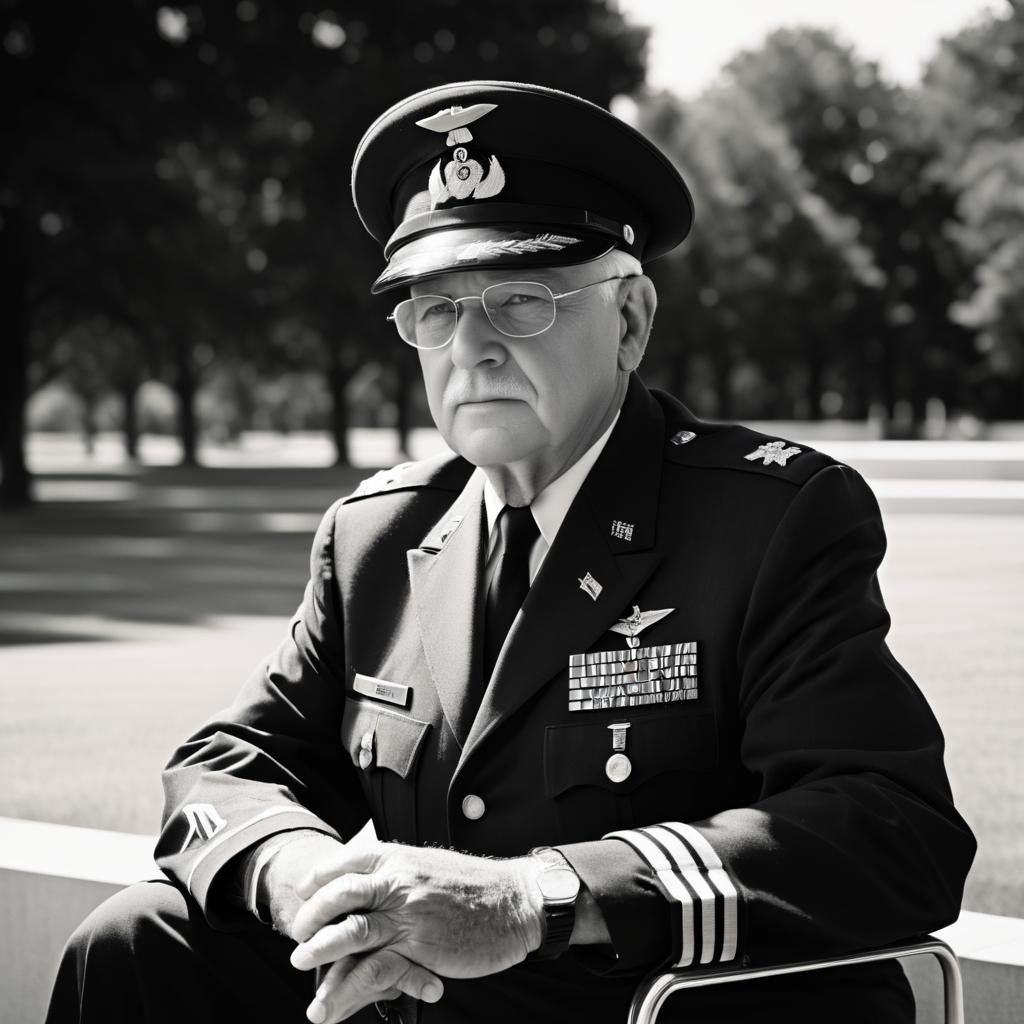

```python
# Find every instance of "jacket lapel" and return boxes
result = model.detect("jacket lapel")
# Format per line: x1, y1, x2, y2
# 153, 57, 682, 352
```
407, 472, 487, 749
457, 377, 667, 771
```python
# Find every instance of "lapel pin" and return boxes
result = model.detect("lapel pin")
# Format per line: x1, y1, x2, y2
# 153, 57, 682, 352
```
610, 519, 634, 541
745, 440, 802, 467
606, 722, 632, 783
438, 515, 464, 547
671, 430, 697, 446
577, 572, 603, 601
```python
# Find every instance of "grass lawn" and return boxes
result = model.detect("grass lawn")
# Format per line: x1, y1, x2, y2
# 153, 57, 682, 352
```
0, 462, 1020, 918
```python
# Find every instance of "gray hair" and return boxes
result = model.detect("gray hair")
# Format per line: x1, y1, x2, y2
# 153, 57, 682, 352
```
592, 249, 645, 302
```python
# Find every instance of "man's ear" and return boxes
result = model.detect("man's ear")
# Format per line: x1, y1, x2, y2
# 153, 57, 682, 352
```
617, 275, 657, 372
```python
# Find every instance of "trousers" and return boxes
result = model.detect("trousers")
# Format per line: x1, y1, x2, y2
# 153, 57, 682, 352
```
44, 880, 384, 1024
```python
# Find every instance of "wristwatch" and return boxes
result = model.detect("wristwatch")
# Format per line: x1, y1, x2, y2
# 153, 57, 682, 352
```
527, 846, 581, 960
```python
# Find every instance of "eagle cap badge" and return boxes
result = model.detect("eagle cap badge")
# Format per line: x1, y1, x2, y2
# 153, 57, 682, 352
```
417, 103, 506, 208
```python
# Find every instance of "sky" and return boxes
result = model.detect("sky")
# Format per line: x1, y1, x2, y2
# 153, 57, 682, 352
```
616, 0, 1005, 97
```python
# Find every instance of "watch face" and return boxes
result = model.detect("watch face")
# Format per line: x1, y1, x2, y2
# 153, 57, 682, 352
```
538, 867, 581, 902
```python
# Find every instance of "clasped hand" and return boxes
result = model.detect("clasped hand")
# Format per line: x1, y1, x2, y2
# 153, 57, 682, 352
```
285, 841, 543, 1023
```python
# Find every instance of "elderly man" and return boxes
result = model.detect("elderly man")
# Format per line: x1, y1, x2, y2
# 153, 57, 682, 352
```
48, 82, 974, 1024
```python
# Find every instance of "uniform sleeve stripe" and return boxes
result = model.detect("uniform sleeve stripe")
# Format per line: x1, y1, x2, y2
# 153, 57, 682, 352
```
642, 825, 719, 964
658, 822, 738, 963
185, 805, 325, 892
605, 829, 697, 967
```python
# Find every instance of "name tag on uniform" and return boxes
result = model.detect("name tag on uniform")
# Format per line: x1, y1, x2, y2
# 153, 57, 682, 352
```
568, 642, 698, 711
353, 673, 411, 709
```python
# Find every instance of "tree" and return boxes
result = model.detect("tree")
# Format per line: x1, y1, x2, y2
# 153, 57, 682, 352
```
724, 28, 977, 433
636, 85, 874, 420
1, 1, 649, 503
1, 1, 251, 501
922, 4, 1024, 419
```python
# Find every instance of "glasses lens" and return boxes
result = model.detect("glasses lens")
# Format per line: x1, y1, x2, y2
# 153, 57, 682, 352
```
482, 282, 556, 337
393, 296, 458, 349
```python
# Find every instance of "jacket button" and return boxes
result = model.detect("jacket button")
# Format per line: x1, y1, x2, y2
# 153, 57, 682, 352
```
461, 794, 486, 820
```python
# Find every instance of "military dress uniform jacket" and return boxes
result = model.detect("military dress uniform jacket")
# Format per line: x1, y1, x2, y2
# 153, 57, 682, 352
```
157, 376, 975, 1024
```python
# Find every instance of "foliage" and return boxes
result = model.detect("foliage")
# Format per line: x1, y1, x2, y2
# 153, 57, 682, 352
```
4, 2, 1024, 506
921, 4, 1024, 418
0, 0, 647, 501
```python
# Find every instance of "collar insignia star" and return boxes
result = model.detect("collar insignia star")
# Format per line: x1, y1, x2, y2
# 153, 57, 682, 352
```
745, 440, 802, 467
608, 606, 675, 648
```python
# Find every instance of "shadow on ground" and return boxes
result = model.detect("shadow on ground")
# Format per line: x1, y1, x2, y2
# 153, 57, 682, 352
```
0, 465, 367, 645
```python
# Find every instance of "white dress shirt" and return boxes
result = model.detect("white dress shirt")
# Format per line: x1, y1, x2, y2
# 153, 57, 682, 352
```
481, 411, 620, 591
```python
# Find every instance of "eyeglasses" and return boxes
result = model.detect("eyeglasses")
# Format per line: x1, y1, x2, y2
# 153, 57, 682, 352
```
387, 276, 634, 350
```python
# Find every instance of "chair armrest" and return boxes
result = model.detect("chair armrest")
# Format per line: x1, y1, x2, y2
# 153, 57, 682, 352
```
627, 936, 963, 1024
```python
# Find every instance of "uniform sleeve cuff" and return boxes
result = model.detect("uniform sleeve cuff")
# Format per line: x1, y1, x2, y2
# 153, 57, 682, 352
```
185, 806, 340, 928
555, 838, 675, 975
604, 823, 739, 968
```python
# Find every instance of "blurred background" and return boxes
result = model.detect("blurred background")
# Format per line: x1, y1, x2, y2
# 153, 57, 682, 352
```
1, 0, 1021, 922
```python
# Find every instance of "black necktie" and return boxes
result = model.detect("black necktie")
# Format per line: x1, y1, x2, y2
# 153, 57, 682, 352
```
482, 505, 540, 683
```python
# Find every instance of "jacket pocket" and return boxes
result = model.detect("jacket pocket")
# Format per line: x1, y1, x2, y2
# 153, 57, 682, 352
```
341, 696, 431, 843
544, 711, 717, 842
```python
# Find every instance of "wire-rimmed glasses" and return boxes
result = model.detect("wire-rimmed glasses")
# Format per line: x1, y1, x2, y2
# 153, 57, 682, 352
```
387, 276, 634, 350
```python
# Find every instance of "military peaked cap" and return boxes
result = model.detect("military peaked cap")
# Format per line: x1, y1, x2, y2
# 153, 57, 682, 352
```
351, 80, 694, 293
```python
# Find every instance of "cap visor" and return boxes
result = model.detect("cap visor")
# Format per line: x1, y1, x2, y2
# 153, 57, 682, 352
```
371, 226, 612, 294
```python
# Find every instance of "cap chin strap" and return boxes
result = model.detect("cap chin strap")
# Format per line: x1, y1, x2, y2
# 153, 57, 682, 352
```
383, 201, 639, 260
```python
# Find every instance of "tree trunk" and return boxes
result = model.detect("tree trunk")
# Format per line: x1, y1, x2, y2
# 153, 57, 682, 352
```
80, 389, 97, 456
327, 339, 352, 466
877, 333, 896, 438
0, 205, 32, 507
172, 338, 199, 466
395, 358, 413, 460
121, 379, 140, 462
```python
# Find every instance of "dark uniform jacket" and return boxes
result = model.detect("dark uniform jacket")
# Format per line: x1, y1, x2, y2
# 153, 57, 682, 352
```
156, 376, 975, 1024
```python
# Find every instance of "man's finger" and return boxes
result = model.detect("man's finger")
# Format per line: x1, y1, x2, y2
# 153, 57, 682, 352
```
296, 844, 382, 900
291, 872, 381, 944
305, 957, 400, 1024
308, 949, 443, 1024
291, 913, 389, 972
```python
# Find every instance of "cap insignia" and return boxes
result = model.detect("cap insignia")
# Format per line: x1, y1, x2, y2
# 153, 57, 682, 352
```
418, 104, 506, 208
415, 103, 498, 145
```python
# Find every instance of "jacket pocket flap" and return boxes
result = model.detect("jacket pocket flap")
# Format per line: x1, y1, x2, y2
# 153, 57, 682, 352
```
544, 711, 717, 797
342, 697, 431, 779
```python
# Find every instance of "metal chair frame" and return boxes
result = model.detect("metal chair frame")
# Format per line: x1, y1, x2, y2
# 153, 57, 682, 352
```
628, 936, 963, 1024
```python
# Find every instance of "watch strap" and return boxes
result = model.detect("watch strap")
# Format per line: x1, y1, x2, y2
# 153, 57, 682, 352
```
527, 846, 580, 961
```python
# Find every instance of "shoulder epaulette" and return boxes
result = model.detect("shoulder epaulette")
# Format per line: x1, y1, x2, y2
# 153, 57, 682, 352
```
662, 422, 837, 486
342, 451, 471, 504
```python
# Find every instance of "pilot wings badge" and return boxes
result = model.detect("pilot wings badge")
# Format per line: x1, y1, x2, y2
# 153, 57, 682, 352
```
417, 103, 506, 208
608, 606, 675, 649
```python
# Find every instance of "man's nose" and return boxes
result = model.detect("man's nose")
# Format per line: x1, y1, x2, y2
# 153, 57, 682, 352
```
448, 299, 508, 370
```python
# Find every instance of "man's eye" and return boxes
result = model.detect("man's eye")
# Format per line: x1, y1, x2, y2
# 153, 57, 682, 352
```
420, 302, 453, 319
499, 292, 541, 307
